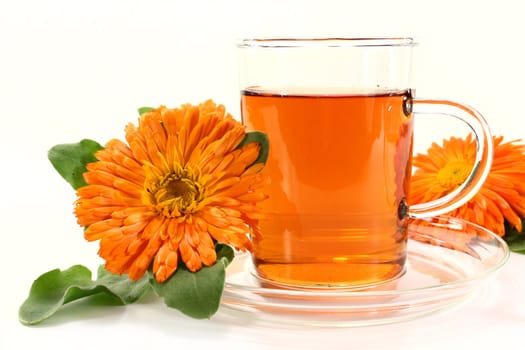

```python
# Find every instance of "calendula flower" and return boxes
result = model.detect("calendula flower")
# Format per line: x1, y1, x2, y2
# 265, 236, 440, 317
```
408, 134, 525, 237
74, 100, 268, 282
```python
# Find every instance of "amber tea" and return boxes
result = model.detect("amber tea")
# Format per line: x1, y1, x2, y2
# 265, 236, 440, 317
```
238, 38, 493, 289
241, 88, 414, 287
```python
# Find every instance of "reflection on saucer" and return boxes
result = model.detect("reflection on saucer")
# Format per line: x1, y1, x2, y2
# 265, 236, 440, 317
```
221, 216, 509, 327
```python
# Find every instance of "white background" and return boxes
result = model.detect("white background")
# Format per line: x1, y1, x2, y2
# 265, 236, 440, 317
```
1, 0, 524, 349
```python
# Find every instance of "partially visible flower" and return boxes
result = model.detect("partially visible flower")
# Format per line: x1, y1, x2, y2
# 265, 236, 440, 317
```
74, 100, 268, 282
408, 134, 525, 237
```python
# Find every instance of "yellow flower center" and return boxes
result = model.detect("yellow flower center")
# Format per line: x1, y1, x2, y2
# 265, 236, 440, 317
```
435, 159, 471, 191
145, 167, 204, 217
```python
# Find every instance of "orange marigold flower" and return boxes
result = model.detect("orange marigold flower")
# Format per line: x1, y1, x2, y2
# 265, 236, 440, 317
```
74, 100, 268, 282
408, 134, 525, 237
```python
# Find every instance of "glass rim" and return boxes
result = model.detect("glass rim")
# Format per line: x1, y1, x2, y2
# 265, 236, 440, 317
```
237, 37, 416, 48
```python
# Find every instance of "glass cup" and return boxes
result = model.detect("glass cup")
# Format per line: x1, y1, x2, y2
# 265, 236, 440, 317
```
237, 38, 493, 289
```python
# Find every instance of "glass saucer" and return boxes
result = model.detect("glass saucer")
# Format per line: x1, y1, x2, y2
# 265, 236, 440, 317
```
220, 216, 509, 327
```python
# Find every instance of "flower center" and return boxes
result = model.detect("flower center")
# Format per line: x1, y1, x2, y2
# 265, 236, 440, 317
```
164, 177, 199, 205
146, 168, 204, 217
435, 159, 472, 191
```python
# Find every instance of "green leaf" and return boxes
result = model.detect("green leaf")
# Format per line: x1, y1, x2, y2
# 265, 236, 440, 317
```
237, 131, 269, 166
215, 243, 235, 263
150, 244, 234, 319
138, 107, 154, 115
504, 231, 525, 253
94, 266, 151, 304
48, 139, 104, 190
19, 265, 150, 325
505, 232, 525, 250
504, 218, 525, 254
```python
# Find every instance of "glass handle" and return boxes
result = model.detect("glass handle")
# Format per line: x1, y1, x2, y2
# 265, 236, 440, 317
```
408, 99, 494, 218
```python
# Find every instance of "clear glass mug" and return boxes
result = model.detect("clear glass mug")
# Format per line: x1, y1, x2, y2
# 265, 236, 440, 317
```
238, 38, 493, 289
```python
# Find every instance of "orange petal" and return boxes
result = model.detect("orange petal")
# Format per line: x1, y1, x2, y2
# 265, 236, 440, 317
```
179, 238, 202, 272
153, 242, 179, 283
